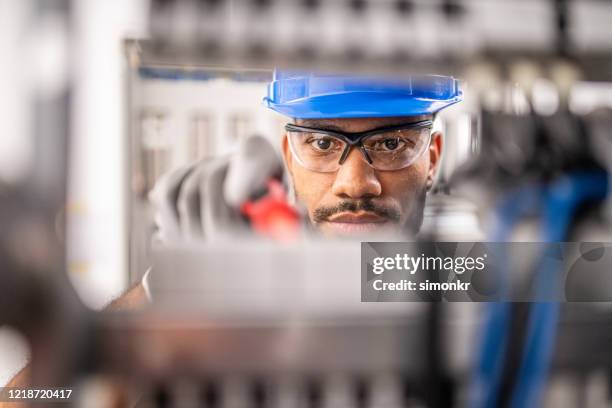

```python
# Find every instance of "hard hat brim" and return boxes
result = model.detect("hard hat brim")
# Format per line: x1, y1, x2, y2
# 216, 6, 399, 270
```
265, 91, 463, 119
264, 71, 463, 119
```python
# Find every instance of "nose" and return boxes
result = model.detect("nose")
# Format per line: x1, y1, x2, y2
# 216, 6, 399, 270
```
331, 148, 382, 199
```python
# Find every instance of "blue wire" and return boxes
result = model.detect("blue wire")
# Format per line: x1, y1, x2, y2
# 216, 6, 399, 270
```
510, 171, 609, 408
469, 170, 609, 408
469, 186, 541, 408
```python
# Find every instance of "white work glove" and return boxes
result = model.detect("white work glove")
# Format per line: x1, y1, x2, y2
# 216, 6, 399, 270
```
149, 135, 283, 243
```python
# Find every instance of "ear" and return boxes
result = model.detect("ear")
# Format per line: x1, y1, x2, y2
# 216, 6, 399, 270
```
427, 131, 443, 190
281, 133, 294, 175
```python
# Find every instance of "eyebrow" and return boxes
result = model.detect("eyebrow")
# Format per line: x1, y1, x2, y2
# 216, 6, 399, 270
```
296, 116, 431, 133
286, 121, 433, 143
299, 122, 347, 132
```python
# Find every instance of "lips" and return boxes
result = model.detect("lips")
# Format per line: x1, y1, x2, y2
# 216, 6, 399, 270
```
327, 212, 388, 224
322, 212, 391, 236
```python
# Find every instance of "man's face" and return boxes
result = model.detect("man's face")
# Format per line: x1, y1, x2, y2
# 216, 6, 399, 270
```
281, 115, 443, 238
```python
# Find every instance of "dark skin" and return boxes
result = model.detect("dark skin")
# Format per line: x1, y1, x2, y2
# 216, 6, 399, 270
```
4, 115, 443, 392
282, 115, 443, 237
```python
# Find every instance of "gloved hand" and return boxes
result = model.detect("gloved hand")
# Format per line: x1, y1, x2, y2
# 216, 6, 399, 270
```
149, 135, 284, 242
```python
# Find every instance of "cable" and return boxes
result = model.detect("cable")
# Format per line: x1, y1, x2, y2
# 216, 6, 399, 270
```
469, 170, 609, 408
469, 185, 541, 408
510, 170, 609, 408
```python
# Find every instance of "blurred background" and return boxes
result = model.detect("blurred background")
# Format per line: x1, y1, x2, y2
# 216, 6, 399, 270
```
1, 0, 612, 407
0, 0, 488, 313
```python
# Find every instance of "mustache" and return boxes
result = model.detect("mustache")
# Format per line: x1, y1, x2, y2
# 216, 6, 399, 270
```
312, 199, 401, 223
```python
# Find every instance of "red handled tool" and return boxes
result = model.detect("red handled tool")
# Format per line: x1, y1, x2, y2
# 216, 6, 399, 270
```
240, 179, 300, 242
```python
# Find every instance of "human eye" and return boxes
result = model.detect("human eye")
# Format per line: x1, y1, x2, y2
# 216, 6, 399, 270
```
305, 135, 342, 153
378, 137, 404, 151
368, 137, 410, 152
366, 131, 419, 153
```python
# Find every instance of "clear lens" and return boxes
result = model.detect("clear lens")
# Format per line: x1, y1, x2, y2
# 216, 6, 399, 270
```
287, 127, 431, 173
287, 131, 348, 172
362, 127, 431, 171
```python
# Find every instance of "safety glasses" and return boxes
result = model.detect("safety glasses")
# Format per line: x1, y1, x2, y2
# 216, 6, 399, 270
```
285, 120, 433, 172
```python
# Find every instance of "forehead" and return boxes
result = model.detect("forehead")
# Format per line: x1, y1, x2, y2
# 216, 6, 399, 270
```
295, 115, 431, 133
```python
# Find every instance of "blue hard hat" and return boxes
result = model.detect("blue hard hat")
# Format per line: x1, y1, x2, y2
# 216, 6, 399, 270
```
264, 70, 463, 119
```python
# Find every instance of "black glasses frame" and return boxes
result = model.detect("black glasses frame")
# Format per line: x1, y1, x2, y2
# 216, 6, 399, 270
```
285, 119, 433, 166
